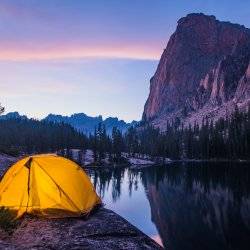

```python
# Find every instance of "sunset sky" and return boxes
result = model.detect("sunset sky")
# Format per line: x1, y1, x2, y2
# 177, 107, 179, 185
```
1, 0, 249, 121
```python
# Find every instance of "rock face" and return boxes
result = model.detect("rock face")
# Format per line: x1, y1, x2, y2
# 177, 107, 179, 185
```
143, 13, 250, 129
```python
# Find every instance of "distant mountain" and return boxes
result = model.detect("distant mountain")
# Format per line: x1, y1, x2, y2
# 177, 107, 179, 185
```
44, 113, 138, 135
0, 112, 137, 135
143, 13, 250, 129
0, 112, 27, 120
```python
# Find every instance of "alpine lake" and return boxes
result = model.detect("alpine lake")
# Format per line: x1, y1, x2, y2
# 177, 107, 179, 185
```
87, 162, 250, 250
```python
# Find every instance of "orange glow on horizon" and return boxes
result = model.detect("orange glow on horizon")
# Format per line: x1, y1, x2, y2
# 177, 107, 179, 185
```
0, 45, 161, 61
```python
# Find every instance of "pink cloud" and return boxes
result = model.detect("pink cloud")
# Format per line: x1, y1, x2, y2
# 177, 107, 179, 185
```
0, 2, 164, 61
0, 43, 161, 61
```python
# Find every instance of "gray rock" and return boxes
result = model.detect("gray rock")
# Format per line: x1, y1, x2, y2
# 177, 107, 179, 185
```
0, 154, 17, 176
0, 208, 162, 250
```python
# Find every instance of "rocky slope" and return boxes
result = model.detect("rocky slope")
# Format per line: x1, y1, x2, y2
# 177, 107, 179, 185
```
143, 13, 250, 129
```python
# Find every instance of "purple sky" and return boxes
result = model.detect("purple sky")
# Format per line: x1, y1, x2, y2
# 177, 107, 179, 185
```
0, 0, 249, 121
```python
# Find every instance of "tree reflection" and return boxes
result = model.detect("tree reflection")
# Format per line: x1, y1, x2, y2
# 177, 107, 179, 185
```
128, 171, 140, 196
88, 168, 127, 202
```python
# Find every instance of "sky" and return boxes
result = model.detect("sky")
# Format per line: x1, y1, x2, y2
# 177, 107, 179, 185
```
0, 0, 250, 122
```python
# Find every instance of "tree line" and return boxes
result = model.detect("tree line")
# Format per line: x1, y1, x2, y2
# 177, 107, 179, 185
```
89, 107, 250, 160
0, 118, 88, 156
0, 107, 250, 160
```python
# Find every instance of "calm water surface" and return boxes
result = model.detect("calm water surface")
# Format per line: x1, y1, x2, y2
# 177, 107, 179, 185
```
88, 162, 250, 250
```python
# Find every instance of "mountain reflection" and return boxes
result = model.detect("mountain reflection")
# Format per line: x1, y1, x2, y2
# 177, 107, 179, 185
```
88, 163, 250, 250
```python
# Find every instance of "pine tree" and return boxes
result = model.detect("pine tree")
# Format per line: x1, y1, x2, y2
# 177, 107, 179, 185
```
0, 103, 4, 115
93, 127, 98, 162
112, 127, 124, 162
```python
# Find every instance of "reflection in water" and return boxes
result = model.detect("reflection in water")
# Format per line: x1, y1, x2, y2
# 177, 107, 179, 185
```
88, 163, 250, 250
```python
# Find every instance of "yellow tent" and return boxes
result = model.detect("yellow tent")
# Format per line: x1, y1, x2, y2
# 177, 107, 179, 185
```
0, 154, 101, 218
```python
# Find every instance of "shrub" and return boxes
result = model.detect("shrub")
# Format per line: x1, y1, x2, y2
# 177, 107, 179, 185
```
0, 207, 18, 233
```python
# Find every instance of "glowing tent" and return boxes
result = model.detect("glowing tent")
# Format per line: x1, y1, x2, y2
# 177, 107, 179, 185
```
0, 155, 101, 218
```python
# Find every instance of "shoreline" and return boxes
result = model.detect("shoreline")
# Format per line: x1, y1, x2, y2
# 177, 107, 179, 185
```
84, 158, 250, 169
78, 149, 250, 168
168, 158, 250, 164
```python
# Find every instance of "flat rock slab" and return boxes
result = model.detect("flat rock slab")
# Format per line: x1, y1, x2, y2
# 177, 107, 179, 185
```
0, 208, 162, 250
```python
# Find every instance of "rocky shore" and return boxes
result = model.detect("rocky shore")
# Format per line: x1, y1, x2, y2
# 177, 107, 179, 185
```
70, 149, 172, 168
0, 208, 162, 249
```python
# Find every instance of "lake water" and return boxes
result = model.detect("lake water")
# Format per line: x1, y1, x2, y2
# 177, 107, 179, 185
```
87, 162, 250, 250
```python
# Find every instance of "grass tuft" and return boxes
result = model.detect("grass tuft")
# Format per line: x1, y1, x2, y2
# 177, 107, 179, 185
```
0, 207, 18, 233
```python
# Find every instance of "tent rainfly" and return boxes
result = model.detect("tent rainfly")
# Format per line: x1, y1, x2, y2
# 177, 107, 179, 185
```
0, 155, 101, 218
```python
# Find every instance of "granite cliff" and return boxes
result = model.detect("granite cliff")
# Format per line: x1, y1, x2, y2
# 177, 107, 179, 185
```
143, 13, 250, 129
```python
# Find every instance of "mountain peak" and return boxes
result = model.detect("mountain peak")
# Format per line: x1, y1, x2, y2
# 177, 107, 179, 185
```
178, 13, 216, 24
177, 13, 248, 31
143, 14, 250, 129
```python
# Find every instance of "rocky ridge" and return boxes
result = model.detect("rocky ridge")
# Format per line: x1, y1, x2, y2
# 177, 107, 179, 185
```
44, 113, 137, 135
0, 112, 137, 135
